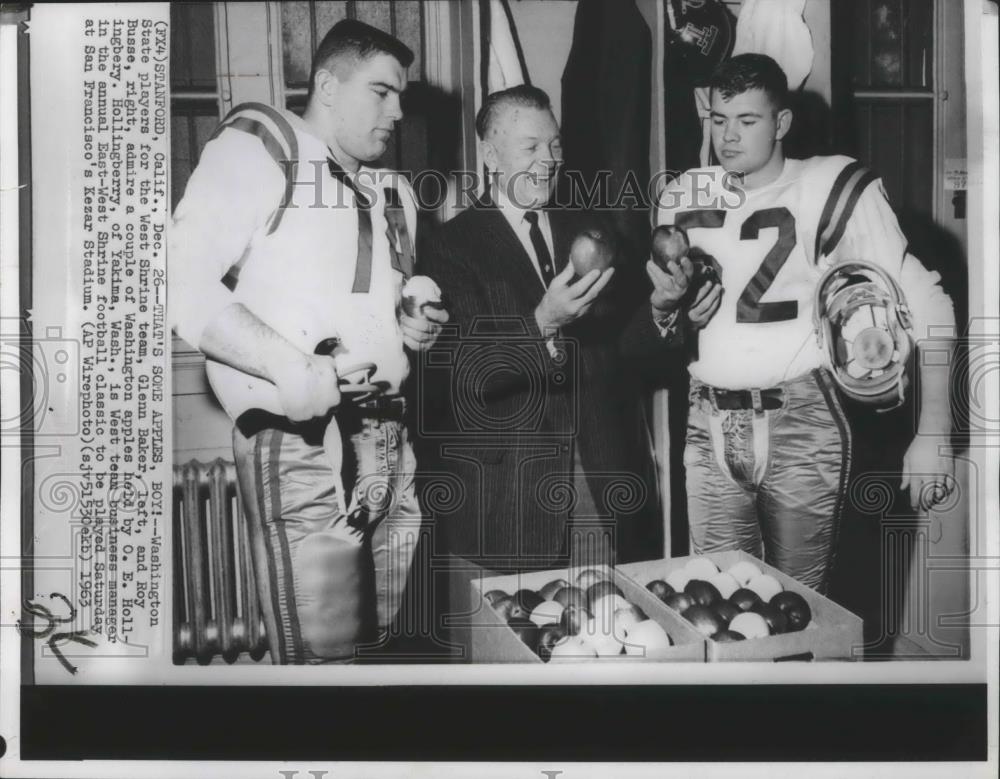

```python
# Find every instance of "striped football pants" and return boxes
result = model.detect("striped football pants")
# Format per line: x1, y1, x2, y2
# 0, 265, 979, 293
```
233, 415, 422, 664
683, 369, 852, 594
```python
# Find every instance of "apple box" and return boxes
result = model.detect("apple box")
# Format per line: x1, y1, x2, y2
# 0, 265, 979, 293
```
463, 564, 707, 663
616, 551, 864, 662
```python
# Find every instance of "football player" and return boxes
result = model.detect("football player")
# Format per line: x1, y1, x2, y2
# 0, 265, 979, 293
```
650, 53, 956, 593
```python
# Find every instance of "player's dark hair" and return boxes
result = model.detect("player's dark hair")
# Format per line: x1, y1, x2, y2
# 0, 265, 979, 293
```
710, 53, 789, 111
475, 85, 552, 140
308, 19, 414, 99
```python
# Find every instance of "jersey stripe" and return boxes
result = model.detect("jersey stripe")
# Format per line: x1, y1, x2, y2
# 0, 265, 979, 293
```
815, 161, 878, 261
211, 103, 300, 288
384, 186, 415, 278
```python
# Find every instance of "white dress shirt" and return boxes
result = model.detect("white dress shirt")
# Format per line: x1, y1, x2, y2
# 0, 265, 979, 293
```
494, 187, 556, 288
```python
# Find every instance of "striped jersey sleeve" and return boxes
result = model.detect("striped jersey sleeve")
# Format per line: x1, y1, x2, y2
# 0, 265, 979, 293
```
168, 114, 286, 349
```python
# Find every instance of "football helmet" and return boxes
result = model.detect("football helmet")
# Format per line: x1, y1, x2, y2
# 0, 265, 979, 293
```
814, 261, 914, 410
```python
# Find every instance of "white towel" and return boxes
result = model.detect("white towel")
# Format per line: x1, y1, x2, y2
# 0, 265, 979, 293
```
733, 0, 814, 90
487, 0, 526, 93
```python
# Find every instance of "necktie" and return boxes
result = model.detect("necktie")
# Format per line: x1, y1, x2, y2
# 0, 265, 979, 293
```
328, 158, 374, 293
524, 210, 554, 288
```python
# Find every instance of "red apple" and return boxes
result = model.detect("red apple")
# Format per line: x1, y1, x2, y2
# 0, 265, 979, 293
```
586, 580, 624, 608
684, 579, 722, 607
650, 225, 689, 272
484, 589, 509, 606
553, 586, 587, 610
539, 578, 569, 601
682, 604, 724, 637
730, 588, 762, 612
492, 596, 516, 622
513, 589, 544, 614
537, 623, 567, 661
569, 227, 616, 276
752, 602, 790, 634
646, 579, 675, 602
713, 600, 742, 627
771, 591, 812, 632
560, 604, 593, 636
664, 592, 694, 613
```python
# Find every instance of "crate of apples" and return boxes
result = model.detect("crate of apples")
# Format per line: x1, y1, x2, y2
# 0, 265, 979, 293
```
617, 551, 863, 661
472, 565, 706, 663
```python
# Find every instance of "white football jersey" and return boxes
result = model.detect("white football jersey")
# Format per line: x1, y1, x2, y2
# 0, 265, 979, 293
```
657, 155, 920, 389
170, 103, 416, 420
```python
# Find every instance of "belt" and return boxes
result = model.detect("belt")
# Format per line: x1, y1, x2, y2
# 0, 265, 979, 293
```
349, 395, 407, 420
235, 396, 407, 438
698, 385, 785, 412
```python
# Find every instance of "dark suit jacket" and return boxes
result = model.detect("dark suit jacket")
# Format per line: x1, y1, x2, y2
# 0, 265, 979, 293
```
418, 200, 663, 572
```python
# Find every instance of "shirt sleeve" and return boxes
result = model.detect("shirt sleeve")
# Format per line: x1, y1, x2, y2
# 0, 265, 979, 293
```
834, 179, 955, 343
168, 127, 287, 349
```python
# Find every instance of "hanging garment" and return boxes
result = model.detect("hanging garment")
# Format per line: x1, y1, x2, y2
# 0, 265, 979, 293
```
732, 0, 815, 90
561, 0, 652, 255
484, 0, 528, 94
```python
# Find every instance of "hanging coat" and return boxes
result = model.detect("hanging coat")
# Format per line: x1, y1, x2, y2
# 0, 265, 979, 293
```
561, 0, 651, 257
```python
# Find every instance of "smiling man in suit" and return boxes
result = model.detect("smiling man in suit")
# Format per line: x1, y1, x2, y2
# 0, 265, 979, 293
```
421, 86, 662, 575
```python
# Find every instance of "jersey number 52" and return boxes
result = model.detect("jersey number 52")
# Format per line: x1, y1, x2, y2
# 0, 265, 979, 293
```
676, 207, 797, 324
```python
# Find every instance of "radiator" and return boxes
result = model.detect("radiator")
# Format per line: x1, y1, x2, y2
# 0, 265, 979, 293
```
173, 458, 269, 664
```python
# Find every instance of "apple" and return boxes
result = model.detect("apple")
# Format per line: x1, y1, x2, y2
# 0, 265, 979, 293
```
683, 556, 720, 581
586, 580, 624, 608
664, 592, 694, 613
711, 630, 746, 642
646, 579, 675, 602
507, 616, 540, 652
684, 579, 722, 607
729, 611, 770, 639
771, 591, 812, 632
539, 578, 569, 601
623, 619, 673, 658
729, 588, 762, 612
590, 593, 631, 623
770, 590, 808, 615
484, 589, 509, 606
752, 602, 789, 634
665, 569, 692, 592
492, 595, 516, 622
537, 623, 566, 662
513, 588, 544, 614
549, 635, 597, 662
507, 600, 532, 621
553, 586, 587, 610
569, 227, 616, 277
746, 573, 783, 602
682, 605, 725, 637
560, 604, 593, 636
575, 568, 608, 589
785, 602, 812, 632
708, 571, 740, 600
726, 560, 763, 586
529, 599, 565, 627
400, 275, 443, 318
650, 224, 689, 272
712, 600, 742, 627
